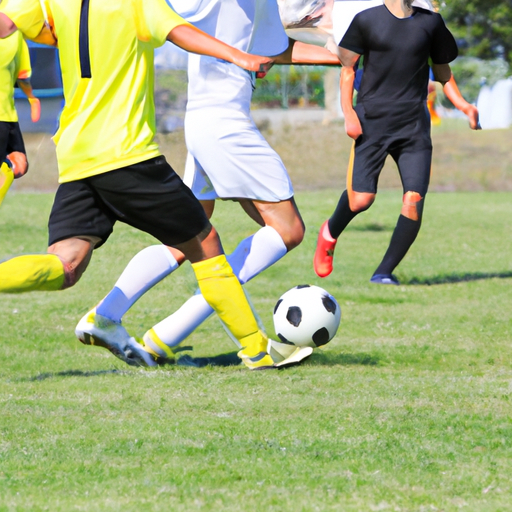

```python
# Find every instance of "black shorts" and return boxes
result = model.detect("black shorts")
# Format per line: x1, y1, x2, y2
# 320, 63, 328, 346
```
48, 156, 210, 248
350, 102, 432, 196
0, 121, 26, 162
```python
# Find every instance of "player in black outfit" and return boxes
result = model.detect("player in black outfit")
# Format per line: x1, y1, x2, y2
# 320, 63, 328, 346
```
314, 0, 480, 284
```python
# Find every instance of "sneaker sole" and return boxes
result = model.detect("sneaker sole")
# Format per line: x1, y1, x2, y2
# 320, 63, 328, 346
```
77, 331, 149, 367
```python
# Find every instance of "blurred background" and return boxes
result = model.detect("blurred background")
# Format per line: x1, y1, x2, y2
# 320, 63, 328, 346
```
12, 0, 512, 194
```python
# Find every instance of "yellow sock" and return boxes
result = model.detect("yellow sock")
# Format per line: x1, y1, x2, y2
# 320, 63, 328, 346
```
0, 161, 14, 207
191, 255, 268, 356
0, 254, 65, 293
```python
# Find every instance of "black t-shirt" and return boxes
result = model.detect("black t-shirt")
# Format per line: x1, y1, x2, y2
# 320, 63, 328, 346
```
339, 6, 458, 109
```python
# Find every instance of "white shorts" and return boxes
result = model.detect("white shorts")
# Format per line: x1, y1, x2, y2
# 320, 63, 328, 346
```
183, 108, 294, 202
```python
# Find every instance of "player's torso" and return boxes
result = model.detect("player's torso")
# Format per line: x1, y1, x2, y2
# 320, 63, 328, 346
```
44, 0, 161, 181
174, 0, 288, 110
355, 7, 438, 105
46, 0, 144, 99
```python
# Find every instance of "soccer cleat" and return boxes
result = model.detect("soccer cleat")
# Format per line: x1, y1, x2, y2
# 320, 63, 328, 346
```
267, 338, 297, 363
275, 346, 314, 368
370, 274, 400, 285
140, 328, 177, 365
314, 220, 337, 278
75, 309, 157, 367
237, 349, 276, 371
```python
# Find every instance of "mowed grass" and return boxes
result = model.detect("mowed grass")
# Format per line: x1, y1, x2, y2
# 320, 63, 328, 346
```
1, 184, 511, 511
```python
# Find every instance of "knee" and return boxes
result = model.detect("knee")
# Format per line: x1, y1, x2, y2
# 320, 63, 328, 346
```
401, 191, 424, 221
349, 192, 375, 213
59, 259, 80, 289
47, 238, 94, 289
278, 217, 305, 251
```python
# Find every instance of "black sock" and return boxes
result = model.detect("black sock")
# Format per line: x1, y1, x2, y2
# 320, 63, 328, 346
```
373, 215, 422, 276
328, 190, 362, 238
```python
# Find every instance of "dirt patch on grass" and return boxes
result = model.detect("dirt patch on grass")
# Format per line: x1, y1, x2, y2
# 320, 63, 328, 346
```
13, 117, 512, 194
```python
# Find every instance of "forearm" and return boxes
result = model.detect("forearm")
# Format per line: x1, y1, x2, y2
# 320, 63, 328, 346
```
17, 79, 35, 99
167, 24, 270, 72
443, 75, 471, 113
340, 65, 356, 117
274, 40, 341, 66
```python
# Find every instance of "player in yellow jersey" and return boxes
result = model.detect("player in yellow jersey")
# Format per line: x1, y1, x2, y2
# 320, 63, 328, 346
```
0, 27, 40, 206
0, 0, 279, 370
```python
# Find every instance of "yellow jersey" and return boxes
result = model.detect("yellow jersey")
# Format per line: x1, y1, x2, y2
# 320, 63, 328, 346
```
0, 31, 31, 122
0, 0, 190, 182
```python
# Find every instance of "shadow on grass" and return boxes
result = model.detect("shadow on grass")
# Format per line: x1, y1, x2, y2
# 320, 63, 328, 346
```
159, 350, 383, 369
174, 351, 382, 368
349, 222, 391, 232
176, 352, 242, 368
309, 351, 380, 366
18, 351, 381, 377
406, 271, 512, 285
23, 369, 124, 382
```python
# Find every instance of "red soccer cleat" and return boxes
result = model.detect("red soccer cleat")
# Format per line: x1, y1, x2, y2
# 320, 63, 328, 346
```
314, 220, 337, 278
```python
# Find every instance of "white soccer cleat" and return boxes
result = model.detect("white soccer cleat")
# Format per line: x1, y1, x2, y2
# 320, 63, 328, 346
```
267, 338, 313, 368
75, 309, 157, 367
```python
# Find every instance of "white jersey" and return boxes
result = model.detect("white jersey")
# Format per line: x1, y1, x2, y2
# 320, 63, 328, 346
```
170, 0, 293, 201
177, 0, 289, 111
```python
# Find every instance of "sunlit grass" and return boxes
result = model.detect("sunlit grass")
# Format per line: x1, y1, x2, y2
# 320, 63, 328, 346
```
1, 189, 511, 511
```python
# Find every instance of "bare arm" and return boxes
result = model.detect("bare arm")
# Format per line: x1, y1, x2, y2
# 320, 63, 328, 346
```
339, 48, 362, 140
0, 12, 16, 38
0, 12, 57, 45
17, 79, 41, 122
432, 63, 480, 130
443, 75, 481, 130
167, 24, 273, 74
273, 39, 341, 66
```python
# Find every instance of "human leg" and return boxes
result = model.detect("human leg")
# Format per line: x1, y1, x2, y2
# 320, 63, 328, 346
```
172, 227, 274, 369
75, 159, 273, 368
144, 213, 290, 358
371, 148, 431, 283
314, 143, 377, 277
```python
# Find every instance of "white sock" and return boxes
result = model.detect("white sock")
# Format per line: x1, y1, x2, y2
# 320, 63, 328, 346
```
96, 245, 179, 322
150, 226, 287, 349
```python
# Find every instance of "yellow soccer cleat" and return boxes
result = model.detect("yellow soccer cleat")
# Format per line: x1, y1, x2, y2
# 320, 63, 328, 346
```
237, 348, 276, 371
140, 328, 177, 365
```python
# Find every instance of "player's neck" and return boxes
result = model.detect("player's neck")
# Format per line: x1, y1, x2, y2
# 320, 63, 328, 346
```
384, 0, 414, 18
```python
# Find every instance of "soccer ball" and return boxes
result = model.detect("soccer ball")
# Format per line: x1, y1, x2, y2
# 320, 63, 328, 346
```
273, 285, 341, 348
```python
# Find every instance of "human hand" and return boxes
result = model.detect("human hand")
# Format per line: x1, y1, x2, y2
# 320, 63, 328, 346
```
235, 52, 274, 74
344, 110, 363, 140
465, 104, 481, 130
29, 97, 41, 123
7, 152, 28, 179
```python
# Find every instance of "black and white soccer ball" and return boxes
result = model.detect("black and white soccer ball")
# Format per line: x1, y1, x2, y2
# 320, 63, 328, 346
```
273, 285, 341, 348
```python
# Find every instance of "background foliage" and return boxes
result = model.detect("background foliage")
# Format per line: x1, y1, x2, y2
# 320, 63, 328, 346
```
440, 0, 512, 65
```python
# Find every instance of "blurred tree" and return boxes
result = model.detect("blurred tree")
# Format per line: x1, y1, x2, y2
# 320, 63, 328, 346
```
440, 0, 512, 65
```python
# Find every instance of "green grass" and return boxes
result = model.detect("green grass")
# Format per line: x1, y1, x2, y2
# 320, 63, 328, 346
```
1, 189, 512, 511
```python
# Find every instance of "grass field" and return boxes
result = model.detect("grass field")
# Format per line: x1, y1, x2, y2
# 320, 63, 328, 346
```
1, 120, 512, 511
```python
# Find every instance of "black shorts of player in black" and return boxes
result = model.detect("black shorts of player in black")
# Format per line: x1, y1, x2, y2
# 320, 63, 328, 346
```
49, 156, 210, 248
316, 4, 458, 284
0, 121, 26, 162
